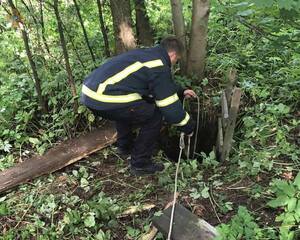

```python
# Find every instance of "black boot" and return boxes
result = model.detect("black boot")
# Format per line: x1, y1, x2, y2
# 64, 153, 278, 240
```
130, 162, 165, 176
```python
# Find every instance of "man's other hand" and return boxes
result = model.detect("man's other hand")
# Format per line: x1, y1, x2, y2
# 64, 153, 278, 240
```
183, 89, 197, 98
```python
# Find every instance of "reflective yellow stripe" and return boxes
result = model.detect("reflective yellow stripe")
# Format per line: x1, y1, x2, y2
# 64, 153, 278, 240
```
82, 85, 142, 103
155, 93, 179, 107
174, 112, 190, 126
143, 59, 164, 68
97, 59, 164, 94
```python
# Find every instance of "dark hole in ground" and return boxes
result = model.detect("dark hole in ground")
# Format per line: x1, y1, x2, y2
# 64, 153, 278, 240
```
160, 101, 218, 161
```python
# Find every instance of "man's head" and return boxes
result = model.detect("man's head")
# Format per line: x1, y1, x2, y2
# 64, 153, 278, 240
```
160, 36, 184, 65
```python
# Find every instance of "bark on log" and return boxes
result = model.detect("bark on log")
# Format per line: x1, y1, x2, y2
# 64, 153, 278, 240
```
153, 203, 218, 240
0, 122, 116, 194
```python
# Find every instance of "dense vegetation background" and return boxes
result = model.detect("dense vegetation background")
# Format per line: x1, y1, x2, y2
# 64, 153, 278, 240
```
0, 0, 299, 239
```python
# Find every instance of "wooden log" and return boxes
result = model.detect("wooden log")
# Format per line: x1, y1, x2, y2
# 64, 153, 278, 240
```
221, 88, 242, 162
0, 122, 116, 194
152, 203, 218, 240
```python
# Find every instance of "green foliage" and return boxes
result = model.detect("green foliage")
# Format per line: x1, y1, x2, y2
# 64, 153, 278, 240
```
217, 206, 267, 240
0, 0, 299, 238
267, 173, 300, 239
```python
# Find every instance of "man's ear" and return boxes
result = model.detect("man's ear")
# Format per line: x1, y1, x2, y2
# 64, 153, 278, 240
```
168, 51, 177, 59
168, 51, 177, 64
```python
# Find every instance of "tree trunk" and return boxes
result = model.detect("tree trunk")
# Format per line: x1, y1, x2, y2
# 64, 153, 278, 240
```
53, 0, 78, 111
61, 20, 86, 69
39, 0, 52, 56
134, 0, 154, 46
73, 0, 96, 63
7, 0, 48, 113
20, 0, 43, 51
170, 0, 187, 73
96, 0, 110, 57
187, 0, 210, 80
109, 0, 136, 54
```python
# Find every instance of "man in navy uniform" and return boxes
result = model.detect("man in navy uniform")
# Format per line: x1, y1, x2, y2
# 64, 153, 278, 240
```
80, 36, 196, 176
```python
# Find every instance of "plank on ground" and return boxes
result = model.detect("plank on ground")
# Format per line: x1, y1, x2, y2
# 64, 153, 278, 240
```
152, 203, 218, 240
0, 122, 116, 194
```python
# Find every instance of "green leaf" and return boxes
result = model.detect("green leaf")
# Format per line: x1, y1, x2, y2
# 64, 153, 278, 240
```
267, 195, 289, 208
77, 105, 86, 114
278, 0, 293, 10
95, 229, 106, 240
277, 103, 290, 114
252, 0, 274, 8
273, 179, 295, 197
84, 215, 95, 228
237, 9, 254, 16
190, 191, 201, 200
287, 198, 297, 212
201, 187, 210, 199
294, 172, 300, 189
0, 203, 9, 216
154, 210, 163, 217
88, 113, 95, 122
80, 178, 89, 188
28, 137, 40, 145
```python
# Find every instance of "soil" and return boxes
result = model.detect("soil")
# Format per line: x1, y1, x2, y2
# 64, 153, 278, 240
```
0, 145, 279, 240
71, 150, 278, 239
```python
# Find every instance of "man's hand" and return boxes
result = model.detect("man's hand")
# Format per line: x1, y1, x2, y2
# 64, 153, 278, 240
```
183, 89, 197, 98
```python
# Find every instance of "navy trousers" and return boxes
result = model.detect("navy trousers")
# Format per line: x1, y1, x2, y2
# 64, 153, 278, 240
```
90, 101, 162, 167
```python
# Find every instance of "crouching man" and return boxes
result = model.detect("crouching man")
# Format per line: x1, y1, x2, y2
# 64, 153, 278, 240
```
80, 36, 197, 176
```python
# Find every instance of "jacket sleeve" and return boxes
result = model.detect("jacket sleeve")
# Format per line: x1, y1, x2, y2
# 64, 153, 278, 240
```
149, 67, 195, 134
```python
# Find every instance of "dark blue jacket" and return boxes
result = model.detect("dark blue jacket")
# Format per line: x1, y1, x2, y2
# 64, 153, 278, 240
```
80, 46, 194, 133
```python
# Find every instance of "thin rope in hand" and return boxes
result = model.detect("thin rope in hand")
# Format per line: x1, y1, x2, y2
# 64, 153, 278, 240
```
167, 96, 200, 239
192, 95, 200, 158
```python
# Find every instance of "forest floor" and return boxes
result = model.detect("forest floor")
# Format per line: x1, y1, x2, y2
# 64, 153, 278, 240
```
0, 142, 284, 239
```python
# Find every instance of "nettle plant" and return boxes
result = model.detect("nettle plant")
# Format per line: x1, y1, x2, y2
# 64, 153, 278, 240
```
267, 172, 300, 240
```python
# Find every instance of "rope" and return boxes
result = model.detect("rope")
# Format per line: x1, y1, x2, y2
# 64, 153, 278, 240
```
167, 132, 185, 240
167, 96, 200, 240
192, 96, 200, 158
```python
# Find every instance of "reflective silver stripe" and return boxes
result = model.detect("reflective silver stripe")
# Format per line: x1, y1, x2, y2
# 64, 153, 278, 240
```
155, 93, 179, 107
82, 85, 142, 103
174, 112, 190, 126
97, 59, 164, 94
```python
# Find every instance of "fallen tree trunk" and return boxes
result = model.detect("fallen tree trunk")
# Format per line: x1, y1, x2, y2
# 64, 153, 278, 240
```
0, 122, 116, 194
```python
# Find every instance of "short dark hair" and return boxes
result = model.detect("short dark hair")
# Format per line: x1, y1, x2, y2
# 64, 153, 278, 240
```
160, 36, 184, 57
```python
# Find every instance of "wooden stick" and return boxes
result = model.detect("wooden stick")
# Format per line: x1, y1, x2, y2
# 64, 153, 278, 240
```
221, 88, 242, 162
221, 91, 229, 129
221, 91, 229, 120
118, 203, 156, 218
0, 122, 116, 194
216, 117, 223, 157
225, 68, 237, 104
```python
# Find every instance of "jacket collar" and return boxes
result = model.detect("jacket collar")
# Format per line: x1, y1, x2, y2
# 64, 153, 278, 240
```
154, 45, 171, 67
